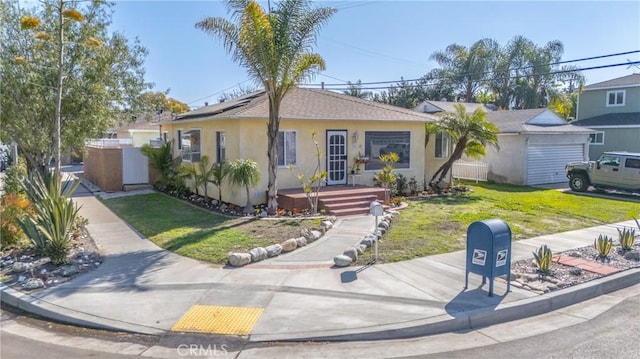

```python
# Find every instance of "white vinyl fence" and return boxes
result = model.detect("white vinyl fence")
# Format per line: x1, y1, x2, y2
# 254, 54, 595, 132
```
452, 161, 488, 182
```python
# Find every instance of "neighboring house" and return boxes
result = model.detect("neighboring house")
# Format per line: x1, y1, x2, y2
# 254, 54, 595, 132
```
484, 109, 594, 185
572, 74, 640, 160
414, 100, 496, 115
415, 101, 594, 185
160, 88, 438, 207
107, 117, 164, 147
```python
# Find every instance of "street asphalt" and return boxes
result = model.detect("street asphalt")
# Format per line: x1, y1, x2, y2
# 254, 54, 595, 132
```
1, 168, 639, 345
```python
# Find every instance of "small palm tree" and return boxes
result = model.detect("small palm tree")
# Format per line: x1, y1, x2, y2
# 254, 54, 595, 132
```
211, 161, 228, 203
429, 103, 499, 191
141, 142, 181, 188
179, 155, 217, 199
375, 153, 399, 204
226, 158, 261, 213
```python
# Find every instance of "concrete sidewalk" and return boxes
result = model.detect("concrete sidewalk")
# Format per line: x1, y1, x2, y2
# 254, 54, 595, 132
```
2, 178, 639, 343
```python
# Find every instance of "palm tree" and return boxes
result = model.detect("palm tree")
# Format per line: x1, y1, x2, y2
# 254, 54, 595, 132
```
141, 142, 181, 188
195, 0, 336, 214
226, 158, 261, 213
429, 104, 499, 191
179, 155, 216, 199
211, 162, 228, 203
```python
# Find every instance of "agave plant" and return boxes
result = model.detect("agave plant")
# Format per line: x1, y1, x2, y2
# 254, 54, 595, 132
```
533, 244, 553, 275
16, 170, 81, 264
594, 234, 613, 259
617, 227, 636, 251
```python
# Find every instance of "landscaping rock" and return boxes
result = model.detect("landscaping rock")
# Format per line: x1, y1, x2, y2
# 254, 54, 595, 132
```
295, 237, 308, 247
360, 236, 374, 248
373, 229, 383, 238
321, 220, 333, 230
59, 265, 79, 277
11, 262, 29, 273
569, 267, 583, 276
301, 227, 312, 239
265, 244, 283, 257
378, 220, 390, 230
243, 205, 255, 215
249, 247, 268, 262
219, 204, 228, 211
355, 244, 367, 255
377, 226, 387, 234
281, 238, 298, 252
624, 250, 640, 261
333, 255, 353, 267
343, 247, 358, 261
567, 251, 582, 258
259, 211, 268, 218
23, 278, 44, 290
304, 230, 322, 243
228, 253, 252, 267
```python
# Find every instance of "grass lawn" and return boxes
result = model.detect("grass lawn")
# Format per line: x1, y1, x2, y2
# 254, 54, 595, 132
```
102, 193, 321, 264
376, 182, 640, 262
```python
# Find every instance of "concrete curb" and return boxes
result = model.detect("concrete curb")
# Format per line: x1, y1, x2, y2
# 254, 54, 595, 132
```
0, 285, 163, 335
249, 267, 640, 342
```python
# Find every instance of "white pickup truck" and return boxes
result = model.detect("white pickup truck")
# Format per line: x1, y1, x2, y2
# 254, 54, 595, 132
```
565, 151, 640, 194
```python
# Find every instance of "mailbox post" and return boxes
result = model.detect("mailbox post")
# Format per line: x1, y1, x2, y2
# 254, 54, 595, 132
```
464, 219, 511, 297
369, 201, 384, 262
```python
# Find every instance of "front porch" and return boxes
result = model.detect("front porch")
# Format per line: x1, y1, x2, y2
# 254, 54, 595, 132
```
277, 185, 387, 216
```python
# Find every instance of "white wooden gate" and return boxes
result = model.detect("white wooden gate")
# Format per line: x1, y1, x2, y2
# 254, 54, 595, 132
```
122, 147, 149, 185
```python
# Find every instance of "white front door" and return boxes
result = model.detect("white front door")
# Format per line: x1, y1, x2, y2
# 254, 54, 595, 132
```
327, 130, 348, 185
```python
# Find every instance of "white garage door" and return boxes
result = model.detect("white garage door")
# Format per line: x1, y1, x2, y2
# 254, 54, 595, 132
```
526, 145, 585, 185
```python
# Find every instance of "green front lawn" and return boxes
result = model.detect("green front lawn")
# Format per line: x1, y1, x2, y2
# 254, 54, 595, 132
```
378, 182, 640, 262
102, 193, 320, 264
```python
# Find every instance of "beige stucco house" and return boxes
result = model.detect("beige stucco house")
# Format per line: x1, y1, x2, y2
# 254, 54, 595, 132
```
160, 88, 438, 207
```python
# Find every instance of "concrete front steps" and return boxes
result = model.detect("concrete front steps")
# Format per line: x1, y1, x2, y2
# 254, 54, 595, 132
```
278, 185, 387, 216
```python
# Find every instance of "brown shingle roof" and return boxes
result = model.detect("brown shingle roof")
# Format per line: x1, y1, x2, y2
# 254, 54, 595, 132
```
174, 88, 437, 123
486, 108, 595, 134
584, 74, 640, 90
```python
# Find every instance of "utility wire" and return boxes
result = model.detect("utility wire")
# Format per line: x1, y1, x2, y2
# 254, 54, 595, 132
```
304, 49, 640, 87
186, 79, 253, 105
309, 61, 640, 91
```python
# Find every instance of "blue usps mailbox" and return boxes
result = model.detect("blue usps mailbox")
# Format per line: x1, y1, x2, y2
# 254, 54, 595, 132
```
464, 219, 511, 297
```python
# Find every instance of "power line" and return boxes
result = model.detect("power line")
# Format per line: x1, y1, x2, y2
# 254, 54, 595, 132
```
309, 61, 640, 91
186, 79, 253, 105
304, 49, 640, 87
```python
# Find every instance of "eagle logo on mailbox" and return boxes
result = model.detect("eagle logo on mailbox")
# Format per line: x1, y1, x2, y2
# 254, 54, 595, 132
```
472, 249, 487, 266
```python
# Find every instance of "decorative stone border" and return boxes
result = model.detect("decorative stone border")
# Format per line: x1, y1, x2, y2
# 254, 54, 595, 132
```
227, 217, 337, 267
333, 210, 399, 267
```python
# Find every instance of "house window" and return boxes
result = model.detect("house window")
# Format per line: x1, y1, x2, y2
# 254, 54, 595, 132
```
435, 131, 450, 158
606, 90, 625, 106
216, 131, 226, 163
181, 129, 201, 162
589, 132, 604, 145
364, 131, 411, 170
277, 131, 296, 167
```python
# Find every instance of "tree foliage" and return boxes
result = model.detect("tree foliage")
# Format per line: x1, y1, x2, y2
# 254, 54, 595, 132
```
196, 0, 335, 214
1, 0, 150, 173
226, 158, 261, 211
429, 104, 499, 191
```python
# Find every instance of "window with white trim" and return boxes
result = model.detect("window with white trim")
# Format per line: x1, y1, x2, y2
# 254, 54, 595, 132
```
181, 129, 201, 162
277, 131, 297, 167
606, 90, 625, 106
589, 132, 604, 145
435, 131, 450, 158
364, 131, 411, 170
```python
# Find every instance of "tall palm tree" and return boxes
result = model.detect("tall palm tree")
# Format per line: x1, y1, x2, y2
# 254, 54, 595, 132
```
226, 158, 261, 213
195, 0, 336, 214
429, 104, 499, 191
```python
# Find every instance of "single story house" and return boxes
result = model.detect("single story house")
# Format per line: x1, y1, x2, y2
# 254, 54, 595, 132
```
107, 118, 162, 147
160, 88, 438, 207
414, 100, 496, 115
484, 109, 595, 185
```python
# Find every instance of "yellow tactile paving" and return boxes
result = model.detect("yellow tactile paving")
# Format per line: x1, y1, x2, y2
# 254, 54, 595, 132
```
171, 305, 264, 335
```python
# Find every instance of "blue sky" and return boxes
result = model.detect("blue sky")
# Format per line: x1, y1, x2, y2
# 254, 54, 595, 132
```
109, 1, 640, 107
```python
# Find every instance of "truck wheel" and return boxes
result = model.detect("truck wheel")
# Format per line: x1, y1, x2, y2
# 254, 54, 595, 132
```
569, 174, 589, 192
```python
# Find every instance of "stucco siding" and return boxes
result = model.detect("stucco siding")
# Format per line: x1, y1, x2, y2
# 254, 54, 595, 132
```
162, 119, 426, 207
484, 135, 526, 185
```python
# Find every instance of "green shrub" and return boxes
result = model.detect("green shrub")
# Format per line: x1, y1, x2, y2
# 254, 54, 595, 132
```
617, 227, 635, 251
0, 194, 31, 249
533, 244, 553, 275
2, 158, 27, 195
594, 234, 613, 259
